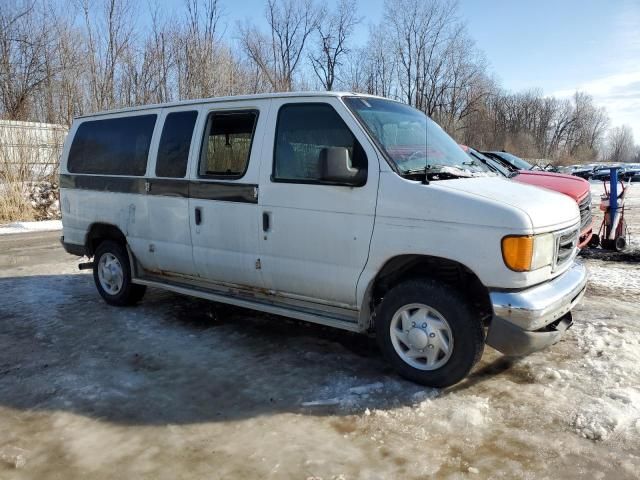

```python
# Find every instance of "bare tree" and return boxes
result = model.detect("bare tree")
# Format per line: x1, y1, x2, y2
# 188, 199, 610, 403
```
607, 125, 635, 163
239, 0, 321, 91
41, 7, 86, 125
174, 0, 225, 98
78, 0, 137, 111
360, 25, 396, 97
309, 0, 360, 90
385, 0, 457, 109
0, 1, 60, 120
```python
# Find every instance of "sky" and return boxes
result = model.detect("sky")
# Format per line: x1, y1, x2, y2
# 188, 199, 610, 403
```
457, 0, 640, 142
149, 0, 640, 140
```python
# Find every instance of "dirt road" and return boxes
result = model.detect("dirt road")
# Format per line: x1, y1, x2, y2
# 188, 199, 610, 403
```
1, 215, 639, 478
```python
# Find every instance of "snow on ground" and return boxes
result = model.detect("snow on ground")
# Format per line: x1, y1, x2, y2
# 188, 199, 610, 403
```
0, 219, 61, 235
0, 188, 639, 478
587, 261, 640, 296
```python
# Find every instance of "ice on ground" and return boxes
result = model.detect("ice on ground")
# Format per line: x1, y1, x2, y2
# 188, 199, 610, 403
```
566, 300, 640, 445
0, 446, 27, 469
587, 263, 640, 294
2, 215, 640, 478
0, 219, 61, 235
301, 378, 401, 409
572, 391, 640, 441
348, 382, 384, 395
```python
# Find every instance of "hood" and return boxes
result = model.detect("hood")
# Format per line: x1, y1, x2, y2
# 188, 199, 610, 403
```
436, 176, 580, 231
513, 170, 590, 201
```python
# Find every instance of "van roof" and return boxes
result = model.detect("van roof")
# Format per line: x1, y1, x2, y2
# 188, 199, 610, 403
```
75, 91, 376, 119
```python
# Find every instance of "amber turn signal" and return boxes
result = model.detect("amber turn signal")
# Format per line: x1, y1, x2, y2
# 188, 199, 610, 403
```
501, 236, 533, 272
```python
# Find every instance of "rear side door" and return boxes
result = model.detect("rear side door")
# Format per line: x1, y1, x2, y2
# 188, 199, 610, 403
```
188, 100, 269, 289
257, 98, 380, 308
146, 108, 200, 276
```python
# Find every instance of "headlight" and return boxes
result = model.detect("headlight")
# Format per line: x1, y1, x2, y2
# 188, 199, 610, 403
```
502, 233, 555, 272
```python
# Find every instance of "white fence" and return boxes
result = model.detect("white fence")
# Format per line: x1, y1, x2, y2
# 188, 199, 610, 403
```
0, 120, 68, 181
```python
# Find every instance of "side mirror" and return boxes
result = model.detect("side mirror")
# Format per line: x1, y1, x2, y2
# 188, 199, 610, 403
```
319, 147, 365, 186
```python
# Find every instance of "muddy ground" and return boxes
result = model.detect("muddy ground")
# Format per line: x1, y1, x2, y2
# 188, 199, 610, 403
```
0, 184, 639, 479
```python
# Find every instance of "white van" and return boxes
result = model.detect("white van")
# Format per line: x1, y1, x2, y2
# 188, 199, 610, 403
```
59, 92, 587, 387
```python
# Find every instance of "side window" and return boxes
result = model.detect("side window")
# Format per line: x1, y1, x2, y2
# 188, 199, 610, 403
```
155, 111, 198, 178
68, 115, 156, 176
273, 103, 367, 183
199, 110, 258, 178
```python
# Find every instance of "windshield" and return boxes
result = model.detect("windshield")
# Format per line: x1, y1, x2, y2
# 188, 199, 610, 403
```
490, 151, 533, 170
344, 97, 493, 178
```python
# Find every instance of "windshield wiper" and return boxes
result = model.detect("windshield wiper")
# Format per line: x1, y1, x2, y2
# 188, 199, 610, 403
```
399, 167, 429, 182
401, 164, 489, 183
424, 165, 475, 179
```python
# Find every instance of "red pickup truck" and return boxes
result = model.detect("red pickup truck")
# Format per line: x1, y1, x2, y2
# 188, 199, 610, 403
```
462, 146, 593, 248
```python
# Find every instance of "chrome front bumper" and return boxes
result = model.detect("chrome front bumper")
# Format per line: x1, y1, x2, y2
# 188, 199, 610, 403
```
486, 262, 588, 356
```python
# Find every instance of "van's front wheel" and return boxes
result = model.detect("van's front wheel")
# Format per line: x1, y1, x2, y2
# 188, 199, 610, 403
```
93, 240, 146, 306
376, 280, 484, 387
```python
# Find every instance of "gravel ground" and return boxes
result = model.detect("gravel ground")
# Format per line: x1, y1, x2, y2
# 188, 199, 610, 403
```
0, 185, 639, 479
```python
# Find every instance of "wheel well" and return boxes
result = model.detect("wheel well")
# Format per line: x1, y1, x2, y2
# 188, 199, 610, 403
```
85, 223, 127, 257
369, 255, 492, 327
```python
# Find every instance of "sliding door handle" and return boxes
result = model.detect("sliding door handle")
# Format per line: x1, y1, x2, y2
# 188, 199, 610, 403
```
195, 207, 202, 225
262, 212, 270, 232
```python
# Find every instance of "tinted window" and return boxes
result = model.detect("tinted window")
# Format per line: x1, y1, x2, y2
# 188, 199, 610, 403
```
156, 111, 198, 178
199, 110, 258, 178
273, 103, 366, 182
68, 115, 156, 175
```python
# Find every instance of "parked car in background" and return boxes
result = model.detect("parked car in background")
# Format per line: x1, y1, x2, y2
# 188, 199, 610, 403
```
592, 166, 626, 181
59, 92, 587, 388
570, 166, 595, 180
622, 167, 640, 181
462, 146, 593, 248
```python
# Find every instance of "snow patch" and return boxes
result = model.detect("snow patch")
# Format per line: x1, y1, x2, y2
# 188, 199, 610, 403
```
587, 263, 640, 294
0, 219, 62, 235
415, 394, 491, 430
568, 311, 640, 443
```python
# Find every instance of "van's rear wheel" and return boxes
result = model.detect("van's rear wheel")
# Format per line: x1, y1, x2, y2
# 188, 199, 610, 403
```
93, 240, 146, 306
376, 279, 484, 387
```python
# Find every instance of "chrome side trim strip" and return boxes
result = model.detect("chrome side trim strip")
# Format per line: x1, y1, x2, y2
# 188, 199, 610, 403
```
132, 276, 364, 333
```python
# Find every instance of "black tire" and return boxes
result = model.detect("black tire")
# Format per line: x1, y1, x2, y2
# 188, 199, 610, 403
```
588, 233, 600, 248
375, 279, 484, 388
93, 240, 146, 306
615, 236, 627, 252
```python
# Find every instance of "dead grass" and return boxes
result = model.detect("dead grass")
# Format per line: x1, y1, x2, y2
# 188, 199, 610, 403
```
0, 184, 34, 223
0, 122, 64, 223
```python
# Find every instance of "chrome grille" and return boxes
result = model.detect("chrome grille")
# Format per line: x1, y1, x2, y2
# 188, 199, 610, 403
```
578, 195, 592, 231
554, 227, 579, 270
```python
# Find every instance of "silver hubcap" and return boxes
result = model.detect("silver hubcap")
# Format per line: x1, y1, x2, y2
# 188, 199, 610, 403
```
97, 253, 124, 295
390, 303, 454, 370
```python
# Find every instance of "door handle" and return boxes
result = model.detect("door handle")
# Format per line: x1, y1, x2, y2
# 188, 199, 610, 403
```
262, 212, 270, 232
195, 207, 202, 225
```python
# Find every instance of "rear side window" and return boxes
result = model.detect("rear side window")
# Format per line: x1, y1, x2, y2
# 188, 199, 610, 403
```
199, 110, 258, 178
273, 103, 366, 183
68, 115, 156, 176
156, 111, 198, 178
